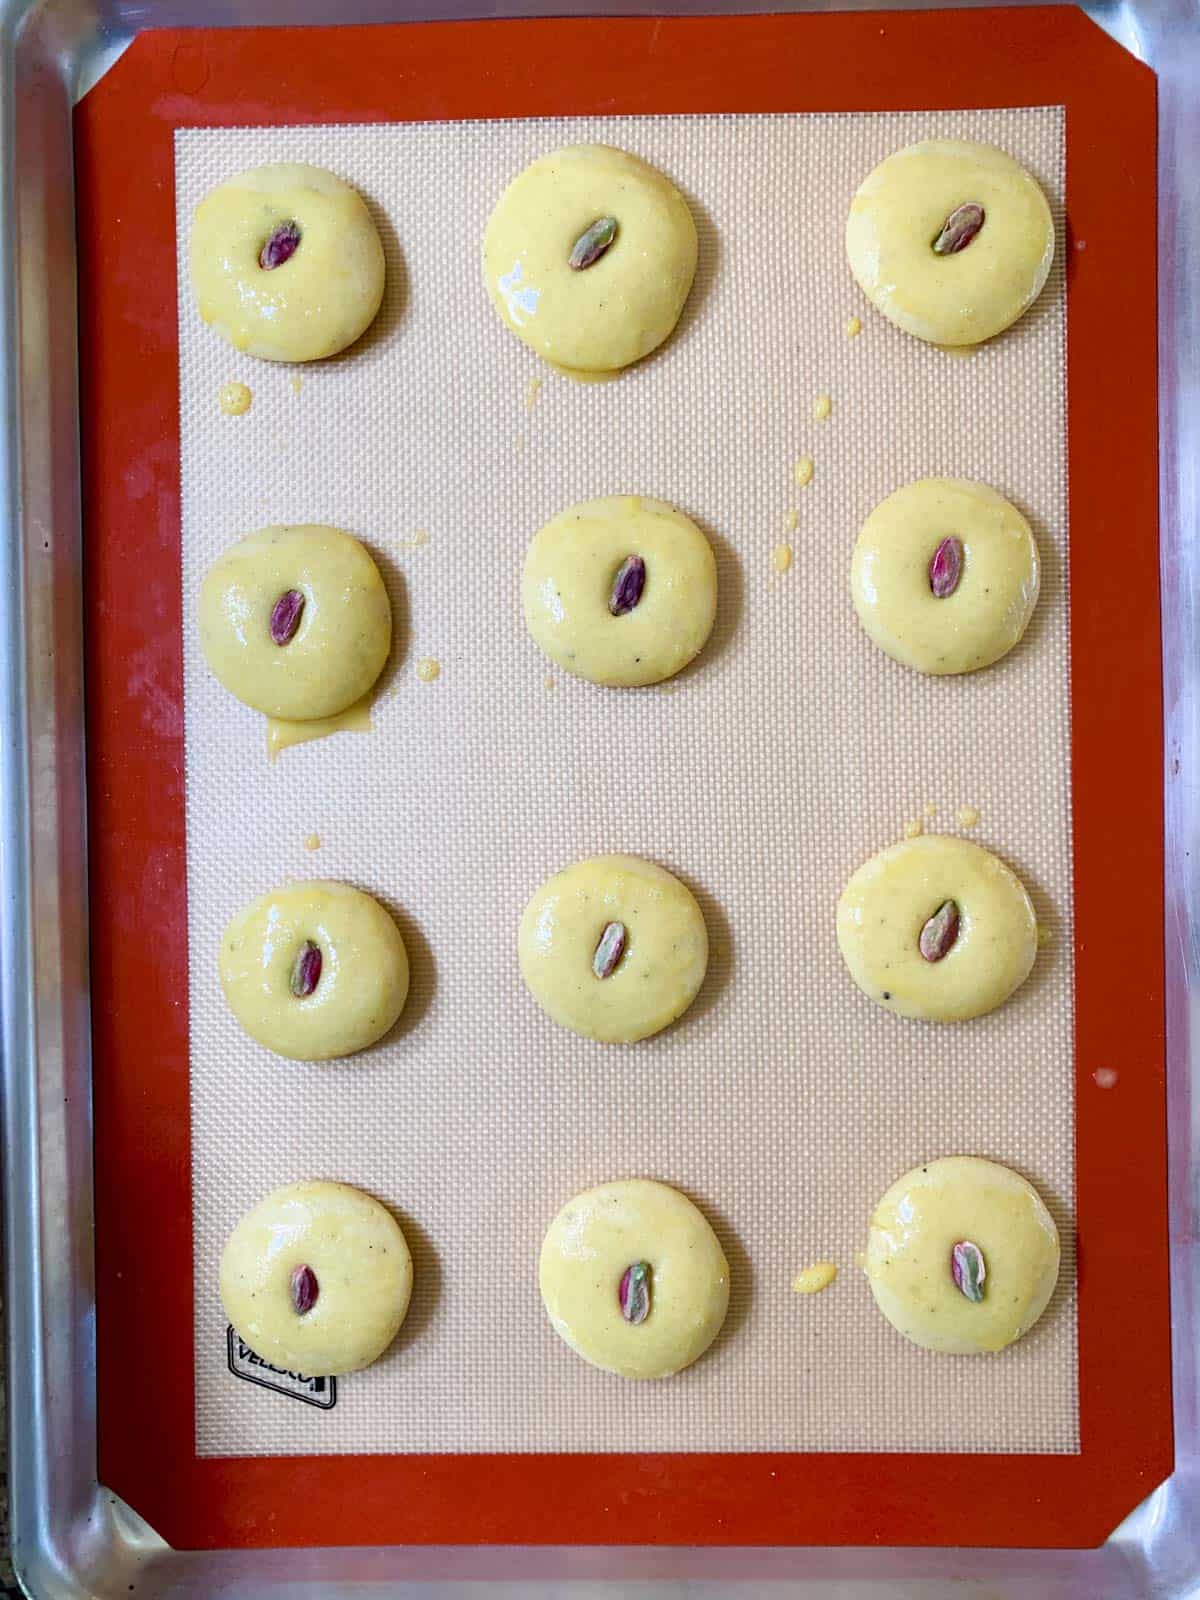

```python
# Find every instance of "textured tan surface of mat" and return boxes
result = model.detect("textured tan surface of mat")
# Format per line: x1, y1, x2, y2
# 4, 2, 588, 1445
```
177, 107, 1075, 1457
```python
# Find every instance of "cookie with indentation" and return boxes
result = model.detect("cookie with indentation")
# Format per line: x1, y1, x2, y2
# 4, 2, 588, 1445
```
523, 495, 717, 687
220, 1180, 413, 1375
483, 145, 697, 374
836, 835, 1037, 1022
851, 478, 1039, 675
220, 880, 409, 1061
539, 1178, 729, 1378
200, 524, 391, 721
846, 139, 1053, 346
519, 854, 708, 1043
190, 162, 385, 362
864, 1156, 1060, 1353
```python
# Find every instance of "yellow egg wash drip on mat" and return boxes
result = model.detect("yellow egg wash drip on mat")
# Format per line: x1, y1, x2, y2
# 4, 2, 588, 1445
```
266, 695, 373, 759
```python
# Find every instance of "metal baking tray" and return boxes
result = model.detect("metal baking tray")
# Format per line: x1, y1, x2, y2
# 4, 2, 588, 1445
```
2, 0, 1196, 1593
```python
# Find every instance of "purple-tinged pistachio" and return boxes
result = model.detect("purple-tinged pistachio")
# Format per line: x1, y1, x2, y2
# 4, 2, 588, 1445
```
290, 940, 323, 998
951, 1240, 986, 1303
929, 536, 964, 598
290, 1263, 319, 1314
619, 1261, 651, 1324
932, 202, 985, 256
569, 216, 617, 271
919, 899, 960, 962
259, 220, 301, 270
270, 588, 305, 646
593, 920, 627, 980
609, 555, 646, 617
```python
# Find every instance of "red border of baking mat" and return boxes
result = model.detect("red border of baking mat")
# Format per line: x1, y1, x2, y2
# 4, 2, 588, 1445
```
76, 8, 1168, 1551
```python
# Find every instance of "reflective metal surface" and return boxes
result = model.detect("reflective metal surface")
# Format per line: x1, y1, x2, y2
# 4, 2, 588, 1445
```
2, 0, 1196, 1593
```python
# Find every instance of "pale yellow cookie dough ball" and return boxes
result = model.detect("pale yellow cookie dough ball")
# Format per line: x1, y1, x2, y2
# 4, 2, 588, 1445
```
846, 139, 1054, 346
836, 836, 1037, 1022
520, 854, 708, 1043
190, 162, 385, 362
851, 478, 1039, 675
539, 1178, 730, 1379
220, 1179, 413, 1375
199, 524, 391, 721
523, 495, 717, 687
220, 880, 409, 1061
864, 1156, 1060, 1354
483, 144, 698, 374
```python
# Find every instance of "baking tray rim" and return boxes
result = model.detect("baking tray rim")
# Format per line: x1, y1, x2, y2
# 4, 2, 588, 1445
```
3, 0, 1196, 1594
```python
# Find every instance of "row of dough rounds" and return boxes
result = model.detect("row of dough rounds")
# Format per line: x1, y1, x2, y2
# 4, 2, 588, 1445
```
221, 1159, 1061, 1379
198, 474, 1040, 719
190, 139, 1053, 368
219, 833, 1038, 1063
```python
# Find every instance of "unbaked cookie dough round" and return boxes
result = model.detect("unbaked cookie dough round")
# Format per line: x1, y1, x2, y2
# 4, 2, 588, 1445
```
190, 162, 385, 362
836, 836, 1037, 1023
539, 1178, 730, 1379
199, 524, 392, 721
520, 854, 708, 1043
483, 144, 698, 374
851, 478, 1039, 675
523, 495, 717, 687
220, 880, 409, 1061
846, 139, 1054, 346
864, 1156, 1060, 1354
220, 1179, 413, 1375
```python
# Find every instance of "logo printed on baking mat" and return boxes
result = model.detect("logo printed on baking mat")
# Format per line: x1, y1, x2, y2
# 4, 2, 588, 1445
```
226, 1325, 338, 1409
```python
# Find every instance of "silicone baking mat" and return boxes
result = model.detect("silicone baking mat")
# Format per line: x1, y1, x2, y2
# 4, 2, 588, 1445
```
79, 10, 1169, 1550
180, 105, 1076, 1457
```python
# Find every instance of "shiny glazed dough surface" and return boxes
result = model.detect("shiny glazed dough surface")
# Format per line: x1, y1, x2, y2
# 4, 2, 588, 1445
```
199, 524, 392, 721
189, 162, 385, 362
539, 1178, 730, 1379
220, 1179, 414, 1376
845, 139, 1053, 346
483, 144, 697, 373
851, 477, 1039, 675
864, 1156, 1060, 1354
220, 879, 409, 1061
519, 854, 708, 1043
522, 495, 717, 686
836, 835, 1037, 1022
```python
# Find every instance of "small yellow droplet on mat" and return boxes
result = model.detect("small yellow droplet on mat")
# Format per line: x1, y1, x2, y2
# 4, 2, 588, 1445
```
846, 315, 862, 338
785, 509, 799, 532
303, 833, 321, 852
1038, 926, 1053, 948
218, 381, 251, 416
544, 676, 556, 691
290, 374, 303, 395
923, 801, 938, 819
793, 1262, 837, 1295
813, 393, 832, 422
956, 803, 980, 828
524, 375, 543, 415
772, 544, 793, 574
904, 818, 923, 839
794, 456, 814, 488
403, 529, 430, 548
416, 657, 441, 683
